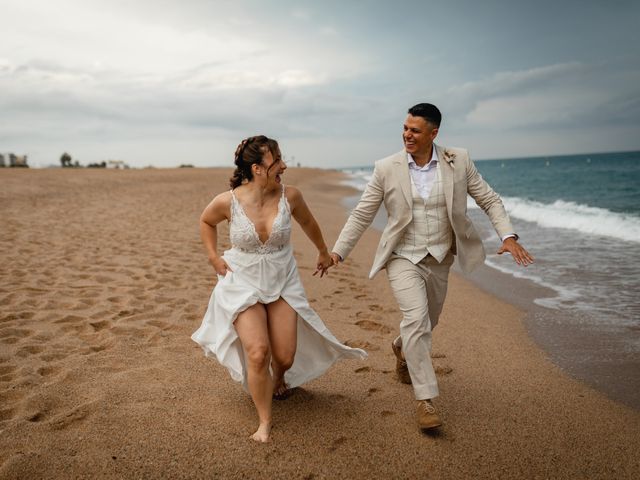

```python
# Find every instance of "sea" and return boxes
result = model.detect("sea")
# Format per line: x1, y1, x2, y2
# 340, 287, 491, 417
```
341, 150, 640, 332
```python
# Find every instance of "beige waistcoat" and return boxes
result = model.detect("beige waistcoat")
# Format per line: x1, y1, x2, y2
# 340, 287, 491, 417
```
393, 166, 452, 263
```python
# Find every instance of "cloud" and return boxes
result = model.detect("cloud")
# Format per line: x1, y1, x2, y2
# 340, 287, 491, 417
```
464, 90, 601, 129
445, 62, 586, 115
441, 60, 640, 134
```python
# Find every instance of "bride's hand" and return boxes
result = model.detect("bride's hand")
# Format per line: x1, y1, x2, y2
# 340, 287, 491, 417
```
313, 250, 333, 278
211, 256, 233, 276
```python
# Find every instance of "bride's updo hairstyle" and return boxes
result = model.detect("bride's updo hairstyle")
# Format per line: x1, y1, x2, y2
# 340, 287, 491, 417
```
229, 135, 280, 189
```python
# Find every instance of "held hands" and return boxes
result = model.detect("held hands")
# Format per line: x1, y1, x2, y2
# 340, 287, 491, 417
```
497, 238, 535, 266
313, 249, 334, 278
210, 256, 233, 276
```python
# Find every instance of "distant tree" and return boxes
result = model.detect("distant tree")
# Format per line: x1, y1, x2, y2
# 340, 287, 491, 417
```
60, 152, 72, 168
0, 154, 5, 167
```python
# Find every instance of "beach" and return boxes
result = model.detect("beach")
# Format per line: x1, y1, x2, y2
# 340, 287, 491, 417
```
1, 167, 639, 479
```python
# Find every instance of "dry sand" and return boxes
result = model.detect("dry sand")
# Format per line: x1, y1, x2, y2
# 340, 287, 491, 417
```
1, 167, 638, 479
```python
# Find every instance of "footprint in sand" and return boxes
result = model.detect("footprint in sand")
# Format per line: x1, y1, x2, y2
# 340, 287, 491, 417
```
26, 411, 48, 423
343, 339, 380, 351
354, 366, 371, 373
53, 314, 84, 325
328, 393, 347, 401
16, 345, 45, 357
48, 401, 96, 431
88, 343, 113, 353
380, 410, 395, 417
327, 436, 348, 452
355, 319, 391, 334
146, 320, 169, 329
0, 327, 33, 339
37, 365, 61, 378
434, 365, 453, 375
368, 387, 380, 396
60, 323, 89, 334
19, 299, 39, 308
89, 320, 110, 332
431, 351, 446, 358
94, 275, 116, 284
0, 407, 16, 421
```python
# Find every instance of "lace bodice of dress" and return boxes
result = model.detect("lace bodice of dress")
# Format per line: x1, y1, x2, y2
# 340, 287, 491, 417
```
229, 185, 292, 254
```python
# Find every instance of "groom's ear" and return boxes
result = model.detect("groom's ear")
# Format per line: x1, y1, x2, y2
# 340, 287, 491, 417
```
430, 126, 439, 140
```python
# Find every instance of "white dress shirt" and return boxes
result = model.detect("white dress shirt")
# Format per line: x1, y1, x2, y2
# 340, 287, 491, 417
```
407, 146, 439, 200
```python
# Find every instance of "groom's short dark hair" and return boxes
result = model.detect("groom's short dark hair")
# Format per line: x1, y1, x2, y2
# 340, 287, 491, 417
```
408, 103, 441, 127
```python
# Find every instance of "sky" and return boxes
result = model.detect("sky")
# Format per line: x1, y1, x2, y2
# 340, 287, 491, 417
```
1, 0, 639, 168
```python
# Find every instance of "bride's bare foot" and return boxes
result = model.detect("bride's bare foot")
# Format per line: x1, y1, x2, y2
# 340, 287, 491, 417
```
250, 422, 271, 443
273, 377, 292, 400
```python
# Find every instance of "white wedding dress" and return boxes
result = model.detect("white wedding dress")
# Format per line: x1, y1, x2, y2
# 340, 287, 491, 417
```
191, 185, 367, 390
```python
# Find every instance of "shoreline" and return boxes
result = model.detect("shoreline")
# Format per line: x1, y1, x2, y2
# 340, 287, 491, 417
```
460, 263, 640, 410
1, 167, 638, 479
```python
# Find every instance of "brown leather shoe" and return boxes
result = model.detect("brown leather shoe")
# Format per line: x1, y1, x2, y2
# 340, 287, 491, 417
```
391, 340, 412, 384
417, 399, 442, 430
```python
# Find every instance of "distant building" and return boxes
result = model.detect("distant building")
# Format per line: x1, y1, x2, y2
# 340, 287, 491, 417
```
107, 160, 129, 169
8, 153, 29, 168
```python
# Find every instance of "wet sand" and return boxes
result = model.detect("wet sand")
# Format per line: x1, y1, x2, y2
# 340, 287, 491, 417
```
1, 167, 638, 479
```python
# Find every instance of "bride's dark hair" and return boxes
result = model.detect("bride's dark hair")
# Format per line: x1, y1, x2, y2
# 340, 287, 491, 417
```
229, 135, 280, 189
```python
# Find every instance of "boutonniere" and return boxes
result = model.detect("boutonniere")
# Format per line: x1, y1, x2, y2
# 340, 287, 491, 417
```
443, 149, 456, 166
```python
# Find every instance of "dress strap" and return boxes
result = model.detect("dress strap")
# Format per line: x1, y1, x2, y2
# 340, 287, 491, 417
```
229, 189, 239, 221
280, 184, 291, 213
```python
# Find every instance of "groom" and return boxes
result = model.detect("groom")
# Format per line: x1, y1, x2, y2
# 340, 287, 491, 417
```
331, 103, 533, 430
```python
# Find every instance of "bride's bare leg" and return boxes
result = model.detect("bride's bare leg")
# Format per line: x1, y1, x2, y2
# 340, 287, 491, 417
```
234, 303, 273, 442
267, 298, 297, 398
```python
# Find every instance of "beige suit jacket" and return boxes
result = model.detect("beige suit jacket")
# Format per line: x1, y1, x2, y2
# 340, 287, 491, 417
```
332, 145, 515, 278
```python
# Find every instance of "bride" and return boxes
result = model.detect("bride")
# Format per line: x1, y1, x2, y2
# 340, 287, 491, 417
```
191, 135, 366, 443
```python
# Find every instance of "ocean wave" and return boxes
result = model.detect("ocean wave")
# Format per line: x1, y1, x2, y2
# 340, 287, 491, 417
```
469, 197, 640, 243
341, 170, 372, 191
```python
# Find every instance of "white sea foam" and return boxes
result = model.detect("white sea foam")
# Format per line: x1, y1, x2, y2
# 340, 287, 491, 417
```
483, 258, 582, 309
468, 196, 640, 243
341, 169, 372, 191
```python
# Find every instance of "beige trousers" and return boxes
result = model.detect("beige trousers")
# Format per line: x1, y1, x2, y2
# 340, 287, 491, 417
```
386, 252, 453, 400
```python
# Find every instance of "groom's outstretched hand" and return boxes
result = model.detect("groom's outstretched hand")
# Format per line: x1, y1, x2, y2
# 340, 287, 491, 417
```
330, 253, 342, 267
497, 237, 535, 266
